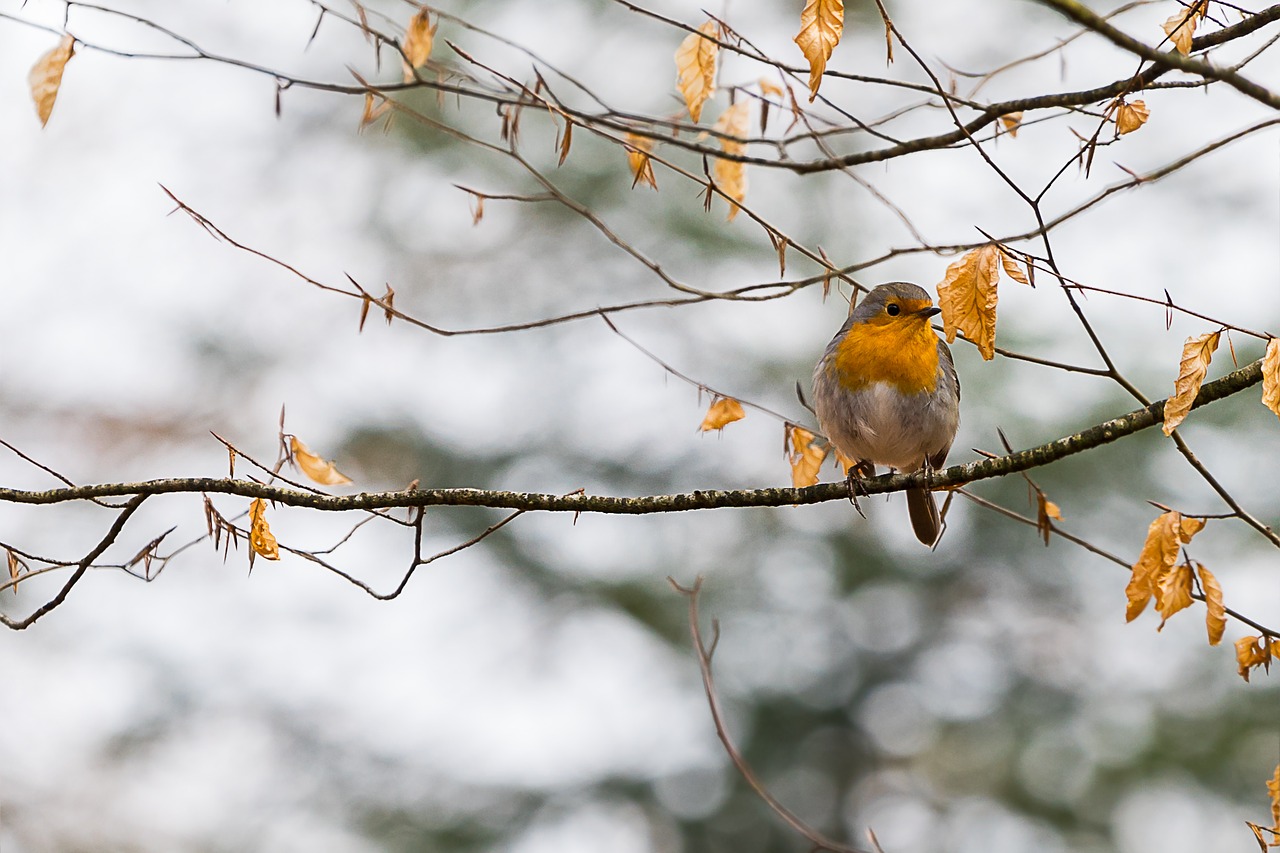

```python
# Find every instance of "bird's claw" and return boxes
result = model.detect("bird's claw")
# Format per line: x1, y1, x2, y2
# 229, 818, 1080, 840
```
844, 461, 875, 519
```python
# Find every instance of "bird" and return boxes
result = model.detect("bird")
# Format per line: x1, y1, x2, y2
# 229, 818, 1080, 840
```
811, 282, 960, 546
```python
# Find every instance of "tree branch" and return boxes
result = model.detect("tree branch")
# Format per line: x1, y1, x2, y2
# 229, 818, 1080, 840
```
0, 359, 1262, 515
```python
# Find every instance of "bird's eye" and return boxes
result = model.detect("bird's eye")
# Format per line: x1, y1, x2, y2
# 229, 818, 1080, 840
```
885, 303, 901, 316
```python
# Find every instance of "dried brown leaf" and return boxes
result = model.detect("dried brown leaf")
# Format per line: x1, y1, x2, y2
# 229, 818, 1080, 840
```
712, 101, 750, 220
249, 498, 280, 563
558, 117, 573, 166
29, 35, 75, 128
1036, 492, 1062, 545
1262, 337, 1280, 421
1196, 563, 1225, 646
1162, 7, 1197, 54
1156, 562, 1194, 630
759, 78, 785, 99
787, 426, 828, 488
936, 244, 1002, 361
794, 0, 844, 101
999, 249, 1030, 285
403, 7, 436, 71
1269, 763, 1280, 829
999, 112, 1023, 137
1236, 635, 1272, 682
290, 436, 354, 486
1163, 331, 1220, 435
6, 548, 21, 594
1115, 99, 1150, 135
625, 132, 658, 190
1126, 511, 1181, 622
675, 20, 719, 123
700, 397, 745, 432
360, 92, 391, 129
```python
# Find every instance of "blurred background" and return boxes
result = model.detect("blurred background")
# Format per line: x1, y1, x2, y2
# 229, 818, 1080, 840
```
1, 0, 1279, 851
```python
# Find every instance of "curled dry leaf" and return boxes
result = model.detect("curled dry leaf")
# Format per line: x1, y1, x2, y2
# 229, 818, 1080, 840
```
6, 548, 22, 594
360, 92, 391, 129
999, 112, 1023, 137
1262, 338, 1280, 421
1269, 763, 1280, 830
1236, 635, 1273, 682
29, 34, 75, 128
624, 132, 658, 190
1000, 250, 1030, 285
759, 78, 785, 99
712, 101, 750, 220
1162, 331, 1220, 435
402, 7, 436, 79
675, 20, 719, 123
786, 425, 828, 488
1035, 492, 1062, 545
249, 498, 281, 563
557, 117, 573, 166
1155, 562, 1194, 630
757, 77, 784, 132
1125, 511, 1182, 622
290, 436, 354, 486
1196, 562, 1225, 646
794, 0, 844, 101
699, 397, 745, 432
936, 244, 1002, 361
1115, 99, 1150, 135
1162, 6, 1198, 55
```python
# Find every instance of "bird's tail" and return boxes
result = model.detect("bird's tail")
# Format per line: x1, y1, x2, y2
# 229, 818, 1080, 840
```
906, 486, 941, 546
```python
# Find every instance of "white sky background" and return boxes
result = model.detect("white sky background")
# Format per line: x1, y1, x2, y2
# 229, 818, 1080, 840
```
0, 1, 1279, 851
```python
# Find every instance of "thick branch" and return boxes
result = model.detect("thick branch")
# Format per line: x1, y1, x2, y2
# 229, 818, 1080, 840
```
0, 360, 1262, 514
1036, 0, 1280, 110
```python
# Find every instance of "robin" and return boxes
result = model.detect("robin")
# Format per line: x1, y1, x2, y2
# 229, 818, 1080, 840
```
811, 282, 960, 546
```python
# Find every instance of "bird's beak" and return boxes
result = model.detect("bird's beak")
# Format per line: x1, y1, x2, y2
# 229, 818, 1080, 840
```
919, 306, 941, 319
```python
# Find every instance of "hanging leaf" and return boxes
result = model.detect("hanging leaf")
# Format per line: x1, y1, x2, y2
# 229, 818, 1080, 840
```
624, 132, 658, 190
29, 35, 75, 128
290, 436, 354, 486
1125, 511, 1183, 622
1114, 99, 1150, 135
786, 425, 828, 488
1163, 331, 1220, 435
1262, 338, 1280, 421
936, 244, 1002, 360
999, 249, 1030, 285
675, 20, 719, 123
1268, 763, 1280, 832
1035, 492, 1063, 546
699, 397, 745, 431
6, 548, 22, 594
1236, 635, 1272, 682
1196, 563, 1225, 646
999, 112, 1024, 137
1155, 562, 1194, 630
1161, 6, 1198, 54
402, 7, 436, 77
794, 0, 844, 101
712, 101, 750, 220
249, 498, 281, 564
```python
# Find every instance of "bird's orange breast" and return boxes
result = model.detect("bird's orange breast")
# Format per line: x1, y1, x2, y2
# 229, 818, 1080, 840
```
830, 319, 940, 395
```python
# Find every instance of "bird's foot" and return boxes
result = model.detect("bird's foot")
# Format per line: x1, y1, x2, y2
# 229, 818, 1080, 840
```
844, 461, 875, 519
